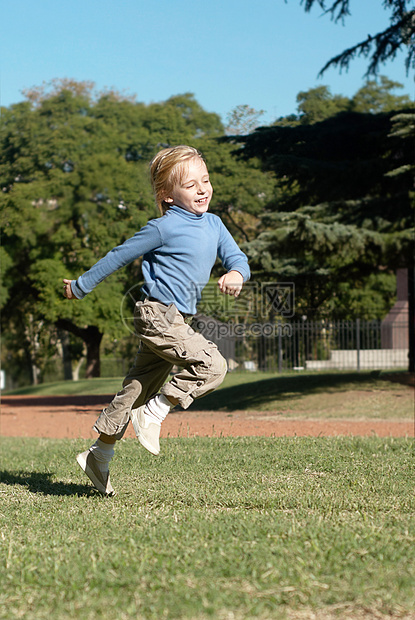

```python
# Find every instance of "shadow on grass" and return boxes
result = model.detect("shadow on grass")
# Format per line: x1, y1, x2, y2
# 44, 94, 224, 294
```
188, 370, 385, 411
0, 470, 96, 497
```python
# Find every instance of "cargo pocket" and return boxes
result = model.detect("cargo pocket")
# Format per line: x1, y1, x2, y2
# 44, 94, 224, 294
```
134, 302, 176, 337
173, 340, 214, 373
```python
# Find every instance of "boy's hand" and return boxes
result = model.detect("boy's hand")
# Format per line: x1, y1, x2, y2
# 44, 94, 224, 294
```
63, 279, 76, 300
218, 271, 243, 298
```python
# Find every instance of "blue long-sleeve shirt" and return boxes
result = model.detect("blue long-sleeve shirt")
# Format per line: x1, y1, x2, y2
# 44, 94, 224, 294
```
71, 205, 250, 315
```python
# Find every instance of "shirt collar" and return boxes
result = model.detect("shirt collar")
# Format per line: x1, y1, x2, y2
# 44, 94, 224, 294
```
167, 205, 206, 220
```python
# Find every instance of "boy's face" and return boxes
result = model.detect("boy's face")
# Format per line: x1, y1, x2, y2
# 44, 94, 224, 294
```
164, 157, 213, 215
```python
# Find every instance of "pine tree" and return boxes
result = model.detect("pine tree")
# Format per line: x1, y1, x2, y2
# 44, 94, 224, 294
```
298, 0, 414, 76
229, 81, 414, 369
230, 82, 414, 323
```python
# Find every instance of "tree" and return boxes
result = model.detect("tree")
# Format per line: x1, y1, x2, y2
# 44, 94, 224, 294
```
0, 82, 225, 383
225, 105, 266, 136
296, 86, 349, 123
386, 108, 415, 371
1, 81, 275, 385
296, 79, 411, 122
351, 76, 412, 113
297, 0, 415, 76
1, 90, 149, 380
229, 81, 414, 323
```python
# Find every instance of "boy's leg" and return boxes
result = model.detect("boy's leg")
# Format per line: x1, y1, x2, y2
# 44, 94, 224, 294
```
135, 301, 227, 410
160, 334, 227, 408
77, 342, 173, 494
93, 341, 174, 439
130, 301, 227, 455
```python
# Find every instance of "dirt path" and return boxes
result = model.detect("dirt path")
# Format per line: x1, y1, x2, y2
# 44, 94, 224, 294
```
1, 395, 413, 439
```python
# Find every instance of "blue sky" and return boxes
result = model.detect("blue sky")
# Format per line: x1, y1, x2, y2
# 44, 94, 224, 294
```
1, 0, 413, 124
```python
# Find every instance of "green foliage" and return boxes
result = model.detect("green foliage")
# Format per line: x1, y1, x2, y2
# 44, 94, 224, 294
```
296, 85, 349, 123
300, 0, 415, 76
0, 246, 13, 306
243, 110, 411, 208
386, 110, 415, 186
231, 79, 414, 317
274, 78, 413, 127
0, 83, 227, 382
2, 76, 412, 385
326, 272, 397, 319
351, 76, 412, 114
0, 81, 276, 385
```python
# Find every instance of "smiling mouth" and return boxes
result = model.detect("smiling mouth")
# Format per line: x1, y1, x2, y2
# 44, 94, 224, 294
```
195, 197, 208, 204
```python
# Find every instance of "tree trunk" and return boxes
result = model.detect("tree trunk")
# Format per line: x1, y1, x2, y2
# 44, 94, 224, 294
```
84, 326, 103, 378
72, 344, 86, 381
72, 356, 85, 381
57, 329, 73, 381
30, 362, 40, 386
55, 319, 103, 379
25, 314, 42, 385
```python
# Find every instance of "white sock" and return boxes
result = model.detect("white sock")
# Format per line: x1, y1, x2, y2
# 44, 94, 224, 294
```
144, 394, 172, 425
90, 439, 115, 471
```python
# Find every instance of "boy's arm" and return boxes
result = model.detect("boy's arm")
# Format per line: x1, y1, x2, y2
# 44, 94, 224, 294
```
63, 221, 162, 300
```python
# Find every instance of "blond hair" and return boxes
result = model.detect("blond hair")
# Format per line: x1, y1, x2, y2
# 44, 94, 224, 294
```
149, 145, 206, 215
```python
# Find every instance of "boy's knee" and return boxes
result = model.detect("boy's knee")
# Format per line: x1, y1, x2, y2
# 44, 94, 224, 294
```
210, 347, 227, 382
163, 345, 227, 409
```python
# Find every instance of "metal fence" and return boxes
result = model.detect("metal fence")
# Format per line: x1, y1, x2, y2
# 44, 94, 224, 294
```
202, 318, 410, 373
36, 317, 410, 386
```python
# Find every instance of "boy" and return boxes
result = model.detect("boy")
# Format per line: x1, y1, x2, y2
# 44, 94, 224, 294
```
63, 145, 250, 495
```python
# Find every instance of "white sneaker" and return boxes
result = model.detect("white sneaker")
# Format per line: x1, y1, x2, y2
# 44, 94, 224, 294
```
76, 449, 115, 496
130, 406, 161, 455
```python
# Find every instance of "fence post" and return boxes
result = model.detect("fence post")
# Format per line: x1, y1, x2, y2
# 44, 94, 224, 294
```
356, 318, 361, 372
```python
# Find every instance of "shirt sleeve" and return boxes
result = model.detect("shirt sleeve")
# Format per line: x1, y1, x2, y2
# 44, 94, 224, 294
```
216, 220, 250, 282
71, 220, 163, 299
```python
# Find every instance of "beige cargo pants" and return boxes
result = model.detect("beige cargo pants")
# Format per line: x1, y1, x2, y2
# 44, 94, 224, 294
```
93, 299, 227, 439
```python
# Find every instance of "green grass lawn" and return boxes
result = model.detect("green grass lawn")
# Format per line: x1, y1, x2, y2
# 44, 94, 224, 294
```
4, 376, 125, 397
4, 370, 413, 419
1, 435, 414, 619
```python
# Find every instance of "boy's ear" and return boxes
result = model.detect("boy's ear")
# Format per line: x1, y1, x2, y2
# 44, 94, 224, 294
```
161, 189, 174, 204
